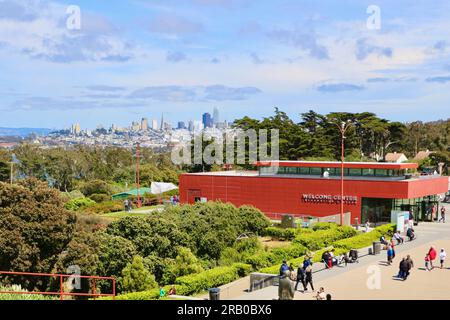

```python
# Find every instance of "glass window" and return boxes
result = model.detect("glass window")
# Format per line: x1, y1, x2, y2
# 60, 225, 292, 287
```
286, 167, 297, 174
361, 198, 394, 224
310, 167, 322, 175
362, 168, 374, 176
375, 169, 388, 177
299, 167, 310, 175
277, 167, 286, 174
348, 168, 362, 176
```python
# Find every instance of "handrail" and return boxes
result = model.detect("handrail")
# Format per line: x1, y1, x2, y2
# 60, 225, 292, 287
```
0, 270, 116, 300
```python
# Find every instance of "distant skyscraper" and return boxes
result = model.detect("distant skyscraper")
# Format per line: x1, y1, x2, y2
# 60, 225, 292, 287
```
131, 121, 140, 131
188, 120, 194, 132
160, 113, 164, 131
202, 113, 213, 128
213, 107, 219, 125
141, 118, 148, 131
177, 121, 186, 129
71, 123, 81, 135
152, 119, 158, 130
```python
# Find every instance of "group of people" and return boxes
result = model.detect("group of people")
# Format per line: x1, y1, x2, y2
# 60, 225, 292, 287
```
424, 246, 446, 271
170, 195, 180, 205
397, 255, 414, 280
159, 285, 177, 298
321, 249, 346, 268
278, 256, 322, 300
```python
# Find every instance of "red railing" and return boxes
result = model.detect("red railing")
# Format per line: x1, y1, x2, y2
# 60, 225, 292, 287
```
0, 271, 116, 300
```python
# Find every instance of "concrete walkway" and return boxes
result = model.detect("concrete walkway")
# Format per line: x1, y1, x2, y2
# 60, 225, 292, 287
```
232, 220, 450, 300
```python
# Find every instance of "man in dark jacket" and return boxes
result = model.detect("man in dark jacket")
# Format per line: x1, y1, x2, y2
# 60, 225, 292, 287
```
399, 258, 409, 280
304, 265, 314, 291
294, 265, 306, 291
404, 255, 414, 279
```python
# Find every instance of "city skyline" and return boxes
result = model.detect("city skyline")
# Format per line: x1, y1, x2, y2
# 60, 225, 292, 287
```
1, 1, 450, 128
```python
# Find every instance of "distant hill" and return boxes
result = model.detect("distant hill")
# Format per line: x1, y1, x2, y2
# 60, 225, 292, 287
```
0, 127, 53, 137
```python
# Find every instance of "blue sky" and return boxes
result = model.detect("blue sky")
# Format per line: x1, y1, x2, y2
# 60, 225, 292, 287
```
0, 0, 450, 129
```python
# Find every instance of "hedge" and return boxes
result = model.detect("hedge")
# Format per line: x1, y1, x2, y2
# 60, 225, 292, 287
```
259, 224, 396, 274
99, 263, 252, 300
262, 227, 296, 241
333, 224, 395, 250
245, 244, 307, 269
174, 263, 252, 296
293, 225, 357, 250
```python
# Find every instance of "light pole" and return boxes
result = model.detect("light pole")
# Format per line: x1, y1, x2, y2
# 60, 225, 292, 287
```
335, 120, 352, 226
9, 161, 13, 185
136, 142, 141, 208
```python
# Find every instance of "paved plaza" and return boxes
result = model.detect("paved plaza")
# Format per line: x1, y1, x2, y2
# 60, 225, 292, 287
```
229, 211, 450, 300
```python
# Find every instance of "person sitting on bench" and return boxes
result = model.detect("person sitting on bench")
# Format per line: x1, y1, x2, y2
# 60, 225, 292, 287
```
393, 231, 404, 244
322, 251, 331, 268
380, 235, 388, 246
329, 249, 338, 266
406, 228, 415, 241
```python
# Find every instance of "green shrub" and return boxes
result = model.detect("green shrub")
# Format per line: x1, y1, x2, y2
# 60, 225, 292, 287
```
333, 224, 395, 250
89, 193, 111, 203
79, 179, 113, 197
174, 263, 251, 296
121, 256, 158, 293
245, 244, 307, 269
263, 227, 296, 241
84, 200, 124, 214
64, 197, 96, 211
312, 222, 336, 231
293, 225, 357, 250
0, 285, 58, 300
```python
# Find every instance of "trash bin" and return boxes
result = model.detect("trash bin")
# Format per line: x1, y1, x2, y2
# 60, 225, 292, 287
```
209, 288, 220, 300
373, 241, 381, 255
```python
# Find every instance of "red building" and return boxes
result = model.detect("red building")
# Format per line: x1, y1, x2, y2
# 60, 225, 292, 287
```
179, 161, 449, 223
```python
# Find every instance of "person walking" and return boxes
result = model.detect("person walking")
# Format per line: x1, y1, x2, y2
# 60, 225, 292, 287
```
365, 220, 370, 233
439, 207, 446, 223
304, 265, 314, 292
428, 246, 437, 270
303, 256, 312, 270
295, 264, 306, 291
279, 260, 289, 276
387, 246, 394, 265
439, 248, 447, 269
404, 255, 413, 280
425, 254, 431, 271
398, 258, 408, 280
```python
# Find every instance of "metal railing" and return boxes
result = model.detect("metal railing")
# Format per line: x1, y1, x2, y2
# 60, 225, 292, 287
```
0, 271, 116, 300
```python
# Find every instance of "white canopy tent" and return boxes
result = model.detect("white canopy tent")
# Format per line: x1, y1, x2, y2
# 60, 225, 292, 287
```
150, 182, 178, 195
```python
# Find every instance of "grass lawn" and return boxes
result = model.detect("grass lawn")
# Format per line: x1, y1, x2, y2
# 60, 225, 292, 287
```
100, 205, 163, 219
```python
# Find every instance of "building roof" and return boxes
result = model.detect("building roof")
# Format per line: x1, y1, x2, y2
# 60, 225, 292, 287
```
385, 152, 407, 162
414, 150, 433, 161
112, 188, 152, 200
255, 160, 418, 170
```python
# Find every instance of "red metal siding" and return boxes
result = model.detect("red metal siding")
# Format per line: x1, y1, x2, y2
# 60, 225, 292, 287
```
179, 174, 448, 221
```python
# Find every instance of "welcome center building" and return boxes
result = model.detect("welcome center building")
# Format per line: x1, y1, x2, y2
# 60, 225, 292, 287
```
179, 161, 449, 224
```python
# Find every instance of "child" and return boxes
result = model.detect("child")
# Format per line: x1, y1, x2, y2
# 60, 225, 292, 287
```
440, 249, 447, 269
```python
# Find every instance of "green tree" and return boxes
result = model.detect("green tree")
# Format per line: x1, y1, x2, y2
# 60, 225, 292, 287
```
121, 255, 157, 293
161, 247, 204, 284
0, 178, 76, 290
